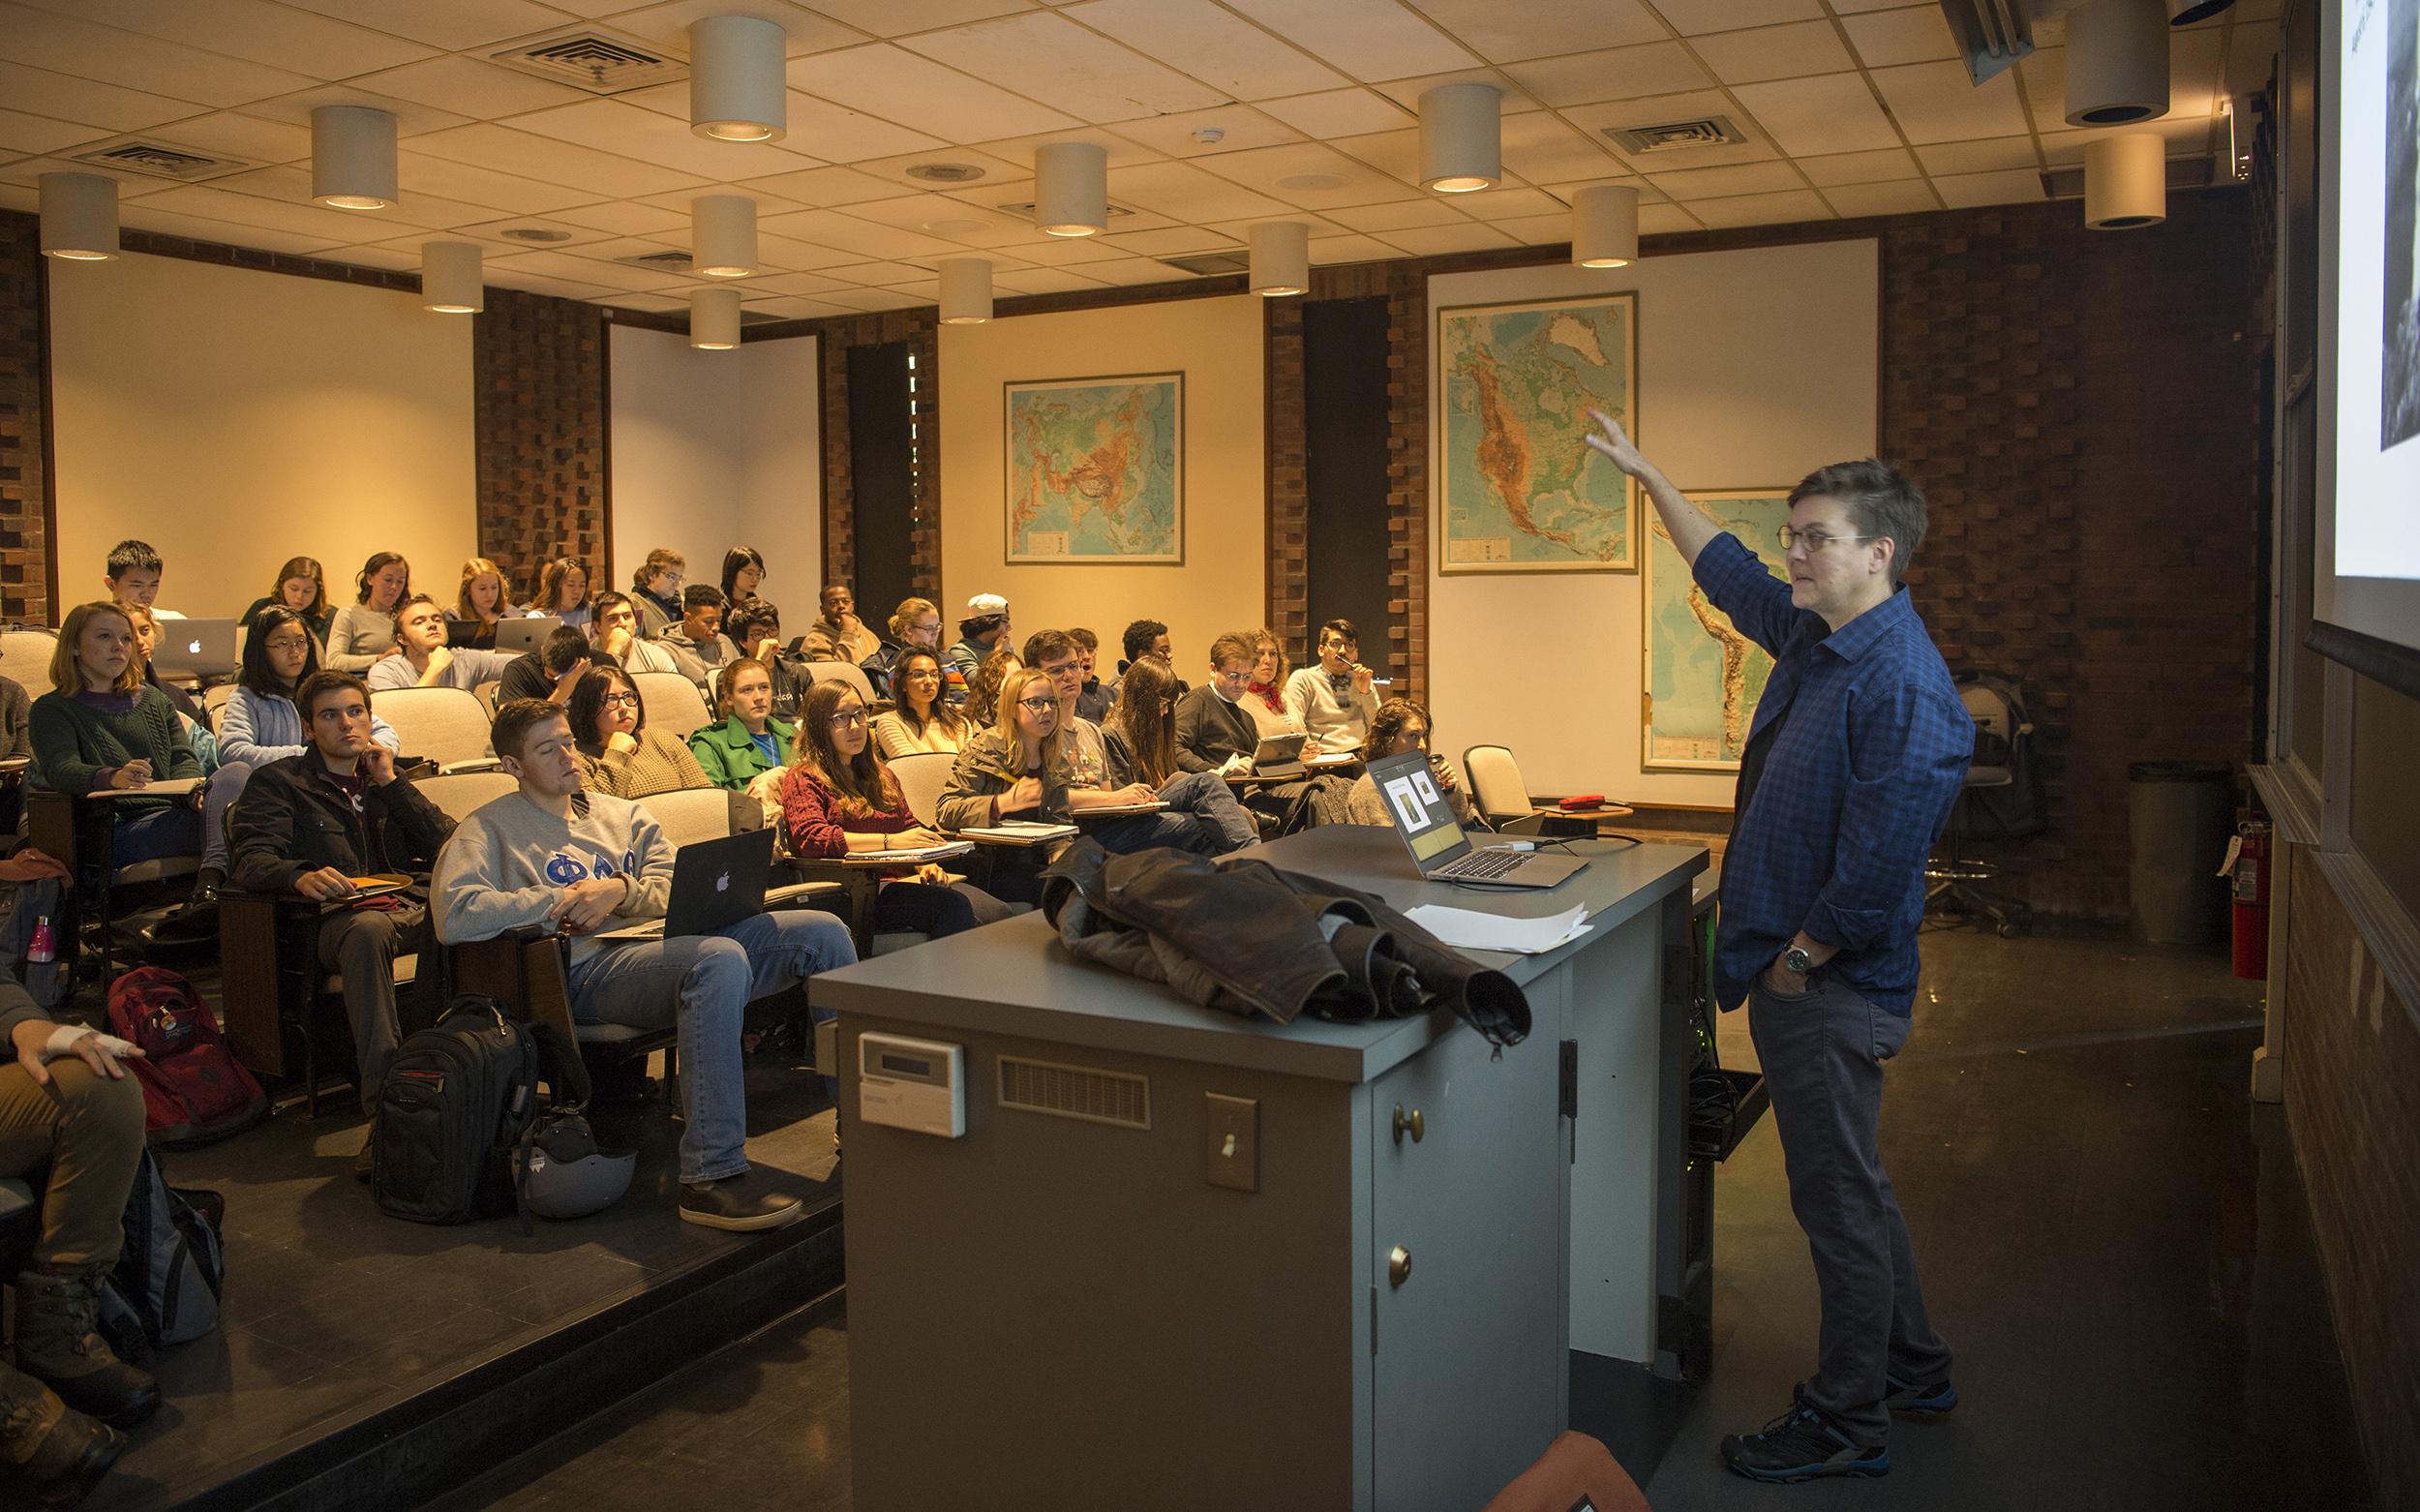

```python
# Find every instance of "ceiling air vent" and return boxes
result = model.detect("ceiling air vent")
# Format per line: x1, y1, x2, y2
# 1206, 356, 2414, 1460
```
618, 249, 696, 272
492, 31, 684, 94
1603, 116, 1747, 155
1160, 250, 1249, 276
72, 142, 250, 182
2040, 155, 2214, 200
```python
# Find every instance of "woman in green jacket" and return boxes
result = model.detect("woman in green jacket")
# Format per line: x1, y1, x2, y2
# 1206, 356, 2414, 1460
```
687, 656, 796, 792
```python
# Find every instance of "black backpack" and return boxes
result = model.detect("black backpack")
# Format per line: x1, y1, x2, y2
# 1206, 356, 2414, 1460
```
96, 1149, 226, 1363
372, 995, 542, 1225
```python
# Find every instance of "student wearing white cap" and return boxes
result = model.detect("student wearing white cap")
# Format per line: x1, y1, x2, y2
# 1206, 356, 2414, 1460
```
946, 593, 1012, 686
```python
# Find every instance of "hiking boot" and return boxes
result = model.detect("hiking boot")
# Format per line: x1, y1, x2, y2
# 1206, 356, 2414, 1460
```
0, 1364, 125, 1509
13, 1266, 162, 1430
1718, 1396, 1889, 1484
1884, 1373, 1958, 1415
678, 1169, 804, 1232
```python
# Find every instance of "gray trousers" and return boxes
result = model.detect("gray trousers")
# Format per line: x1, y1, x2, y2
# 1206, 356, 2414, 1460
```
319, 903, 429, 1108
1746, 970, 1953, 1445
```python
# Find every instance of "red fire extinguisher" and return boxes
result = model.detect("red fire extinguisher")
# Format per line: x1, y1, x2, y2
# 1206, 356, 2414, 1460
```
2227, 820, 2271, 980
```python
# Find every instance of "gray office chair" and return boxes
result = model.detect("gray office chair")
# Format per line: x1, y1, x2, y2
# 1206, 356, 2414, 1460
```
1924, 677, 2038, 937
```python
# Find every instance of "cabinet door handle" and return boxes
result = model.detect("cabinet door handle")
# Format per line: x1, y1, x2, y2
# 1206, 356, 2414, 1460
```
1391, 1104, 1424, 1145
1388, 1245, 1412, 1287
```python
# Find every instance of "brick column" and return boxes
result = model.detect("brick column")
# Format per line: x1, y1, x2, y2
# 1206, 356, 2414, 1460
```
0, 211, 49, 623
473, 288, 608, 591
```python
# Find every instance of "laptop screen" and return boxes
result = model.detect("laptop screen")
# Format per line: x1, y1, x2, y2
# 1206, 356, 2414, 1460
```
1370, 750, 1464, 863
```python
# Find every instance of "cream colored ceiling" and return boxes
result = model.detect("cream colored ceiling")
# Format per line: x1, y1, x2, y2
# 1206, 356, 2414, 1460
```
0, 0, 2283, 318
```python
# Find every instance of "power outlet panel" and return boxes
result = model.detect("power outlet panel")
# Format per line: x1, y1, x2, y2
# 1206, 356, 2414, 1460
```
1204, 1093, 1258, 1193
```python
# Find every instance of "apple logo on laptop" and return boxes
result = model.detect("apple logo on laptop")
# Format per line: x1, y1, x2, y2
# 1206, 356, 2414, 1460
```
186, 638, 201, 655
715, 871, 730, 893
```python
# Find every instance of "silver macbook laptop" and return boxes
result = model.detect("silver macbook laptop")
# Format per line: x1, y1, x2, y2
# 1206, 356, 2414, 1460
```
595, 827, 775, 942
496, 617, 563, 655
149, 619, 238, 678
1371, 750, 1588, 890
1250, 731, 1309, 776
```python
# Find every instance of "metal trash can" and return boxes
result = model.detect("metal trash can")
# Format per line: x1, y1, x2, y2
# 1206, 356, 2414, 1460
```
2127, 761, 2232, 946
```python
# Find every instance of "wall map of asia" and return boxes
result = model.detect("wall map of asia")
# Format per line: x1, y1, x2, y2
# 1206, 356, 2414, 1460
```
1005, 374, 1184, 564
1437, 292, 1638, 573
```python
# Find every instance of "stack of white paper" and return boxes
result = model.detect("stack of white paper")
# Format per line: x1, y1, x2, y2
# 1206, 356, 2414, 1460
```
1404, 902, 1593, 955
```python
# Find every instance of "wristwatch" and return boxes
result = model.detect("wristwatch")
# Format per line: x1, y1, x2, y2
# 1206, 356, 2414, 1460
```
1781, 944, 1815, 976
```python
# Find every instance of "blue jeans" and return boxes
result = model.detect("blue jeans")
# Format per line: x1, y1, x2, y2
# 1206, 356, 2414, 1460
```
111, 803, 203, 870
565, 909, 857, 1184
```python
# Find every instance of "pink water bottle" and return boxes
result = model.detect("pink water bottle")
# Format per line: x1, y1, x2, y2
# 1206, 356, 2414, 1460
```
26, 915, 55, 965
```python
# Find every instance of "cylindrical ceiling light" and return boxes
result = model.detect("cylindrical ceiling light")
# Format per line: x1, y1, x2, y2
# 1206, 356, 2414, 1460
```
312, 105, 399, 209
1249, 221, 1308, 296
691, 287, 742, 349
2064, 0, 2170, 127
2164, 0, 2235, 23
1571, 185, 1639, 268
939, 257, 993, 323
39, 172, 118, 260
2084, 133, 2165, 228
1419, 82, 1501, 194
693, 194, 757, 278
689, 15, 787, 142
1034, 141, 1108, 237
421, 241, 483, 313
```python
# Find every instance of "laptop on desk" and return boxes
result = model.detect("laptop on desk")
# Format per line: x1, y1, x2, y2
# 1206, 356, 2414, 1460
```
594, 827, 775, 942
496, 617, 562, 656
1249, 732, 1309, 777
1371, 750, 1588, 890
149, 619, 237, 679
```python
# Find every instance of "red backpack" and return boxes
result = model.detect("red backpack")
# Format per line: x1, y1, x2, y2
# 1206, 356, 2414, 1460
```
106, 969, 269, 1148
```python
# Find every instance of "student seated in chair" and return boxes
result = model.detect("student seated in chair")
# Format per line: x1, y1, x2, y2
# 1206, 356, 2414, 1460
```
1284, 618, 1379, 752
781, 680, 1013, 938
689, 657, 795, 794
961, 646, 1020, 731
800, 582, 879, 667
229, 671, 452, 1164
435, 698, 858, 1231
1244, 629, 1309, 742
497, 625, 595, 709
1345, 698, 1471, 829
1102, 617, 1170, 710
629, 548, 686, 639
366, 595, 514, 693
871, 648, 968, 759
658, 587, 740, 689
944, 593, 1012, 686
200, 608, 404, 906
530, 556, 594, 631
29, 602, 205, 869
1096, 656, 1256, 855
1, 857, 158, 1506
446, 558, 520, 648
588, 592, 684, 680
103, 538, 181, 621
1175, 632, 1347, 833
1069, 627, 1110, 723
121, 605, 217, 770
862, 596, 950, 703
723, 599, 809, 722
325, 553, 412, 673
568, 667, 712, 800
719, 545, 767, 608
239, 556, 331, 645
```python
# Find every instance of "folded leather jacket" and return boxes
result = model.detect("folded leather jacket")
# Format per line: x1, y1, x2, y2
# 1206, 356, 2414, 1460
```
1039, 838, 1530, 1048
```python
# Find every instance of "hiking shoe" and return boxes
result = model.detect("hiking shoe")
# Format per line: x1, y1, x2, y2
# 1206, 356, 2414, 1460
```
679, 1169, 804, 1232
0, 1367, 127, 1510
1885, 1374, 1958, 1416
11, 1267, 162, 1431
1719, 1399, 1889, 1483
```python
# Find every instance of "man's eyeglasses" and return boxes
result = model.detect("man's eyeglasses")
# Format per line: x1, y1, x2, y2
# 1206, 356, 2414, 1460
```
1777, 528, 1873, 553
1016, 696, 1061, 713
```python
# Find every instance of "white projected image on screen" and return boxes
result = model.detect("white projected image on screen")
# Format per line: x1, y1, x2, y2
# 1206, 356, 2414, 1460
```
2386, 0, 2419, 450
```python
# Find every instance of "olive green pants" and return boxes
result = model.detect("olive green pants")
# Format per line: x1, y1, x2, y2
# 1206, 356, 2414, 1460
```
0, 1059, 147, 1270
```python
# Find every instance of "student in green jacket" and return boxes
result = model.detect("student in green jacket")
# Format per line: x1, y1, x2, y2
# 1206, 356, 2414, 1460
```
687, 656, 795, 792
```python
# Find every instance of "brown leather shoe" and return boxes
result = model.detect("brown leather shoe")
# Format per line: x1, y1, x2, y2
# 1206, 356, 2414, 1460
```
12, 1267, 162, 1431
0, 1366, 126, 1510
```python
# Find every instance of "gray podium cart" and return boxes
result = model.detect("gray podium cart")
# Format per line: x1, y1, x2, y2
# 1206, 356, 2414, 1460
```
823, 829, 1708, 1512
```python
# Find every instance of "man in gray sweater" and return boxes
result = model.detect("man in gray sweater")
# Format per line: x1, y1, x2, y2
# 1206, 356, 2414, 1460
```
434, 699, 857, 1231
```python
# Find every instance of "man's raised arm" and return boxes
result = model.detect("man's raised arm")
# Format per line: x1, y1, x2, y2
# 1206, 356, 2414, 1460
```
1586, 408, 1720, 566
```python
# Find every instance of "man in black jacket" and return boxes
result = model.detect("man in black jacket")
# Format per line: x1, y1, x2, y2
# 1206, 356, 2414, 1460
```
229, 671, 454, 1133
1173, 632, 1343, 834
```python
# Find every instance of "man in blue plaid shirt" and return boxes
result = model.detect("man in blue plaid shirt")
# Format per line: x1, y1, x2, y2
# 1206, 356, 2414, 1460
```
1589, 411, 1973, 1485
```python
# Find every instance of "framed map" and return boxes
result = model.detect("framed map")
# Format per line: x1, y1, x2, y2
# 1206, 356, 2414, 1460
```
1436, 292, 1638, 573
1005, 373, 1183, 564
1643, 489, 1793, 773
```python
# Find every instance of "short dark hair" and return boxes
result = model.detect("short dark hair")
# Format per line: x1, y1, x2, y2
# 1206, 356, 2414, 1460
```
1021, 628, 1079, 668
728, 597, 781, 645
1122, 619, 1168, 663
295, 669, 371, 722
491, 697, 569, 764
567, 667, 644, 754
1069, 626, 1098, 652
590, 590, 635, 636
541, 625, 592, 675
106, 540, 163, 580
1317, 618, 1360, 647
1789, 458, 1926, 584
682, 584, 726, 614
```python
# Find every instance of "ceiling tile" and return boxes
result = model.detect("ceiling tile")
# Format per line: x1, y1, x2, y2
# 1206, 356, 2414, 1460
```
1826, 0, 1931, 11
1201, 209, 1348, 239
408, 123, 713, 197
988, 231, 1131, 264
548, 199, 692, 234
2167, 23, 2228, 113
1094, 226, 1235, 257
1687, 187, 1832, 227
205, 163, 507, 229
135, 109, 312, 165
786, 45, 1080, 140
273, 0, 581, 51
1821, 178, 1938, 217
1499, 109, 1627, 183
599, 1, 866, 58
19, 0, 435, 79
1500, 43, 1711, 107
1367, 70, 1544, 114
899, 14, 1225, 123
600, 292, 693, 314
758, 205, 966, 258
990, 266, 1106, 293
131, 181, 408, 240
1065, 255, 1189, 286
0, 3, 319, 107
1327, 126, 1422, 184
1692, 21, 1855, 83
410, 214, 622, 249
0, 62, 202, 134
507, 98, 818, 180
1062, 0, 1349, 100
1643, 0, 1823, 34
398, 152, 603, 215
840, 193, 1044, 246
1192, 141, 1415, 209
348, 56, 597, 120
2223, 27, 2282, 98
976, 126, 1163, 169
1727, 74, 1901, 156
1324, 197, 1464, 230
751, 231, 862, 269
317, 243, 425, 271
1646, 159, 1807, 200
1930, 167, 2044, 208
1107, 106, 1305, 159
234, 85, 473, 138
822, 287, 931, 310
1399, 0, 1665, 63
791, 0, 1037, 36
1255, 89, 1414, 139
119, 202, 349, 254
1218, 0, 1479, 84
1867, 60, 2030, 143
1637, 200, 1700, 233
1377, 221, 1517, 255
1837, 7, 1957, 69
1795, 146, 1920, 185
1104, 159, 1293, 219
1916, 136, 2037, 175
746, 269, 854, 294
1490, 212, 1575, 245
2017, 46, 2066, 131
813, 258, 932, 284
488, 248, 689, 291
0, 108, 109, 158
850, 145, 1030, 189
1452, 185, 1564, 220
736, 164, 916, 205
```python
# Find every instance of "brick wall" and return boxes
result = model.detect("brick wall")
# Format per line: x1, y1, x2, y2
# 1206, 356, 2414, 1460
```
1262, 296, 1306, 655
794, 310, 941, 602
0, 211, 48, 624
2281, 848, 2420, 1512
474, 289, 608, 595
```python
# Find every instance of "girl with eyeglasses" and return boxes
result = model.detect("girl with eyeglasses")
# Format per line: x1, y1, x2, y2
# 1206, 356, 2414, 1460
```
567, 667, 711, 799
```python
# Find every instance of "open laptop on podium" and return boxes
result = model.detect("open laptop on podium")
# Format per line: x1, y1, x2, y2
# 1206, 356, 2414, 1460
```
1371, 749, 1588, 890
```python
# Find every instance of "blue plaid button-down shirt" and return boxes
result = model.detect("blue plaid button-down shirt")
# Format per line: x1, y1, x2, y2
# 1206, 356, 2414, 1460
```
1694, 532, 1973, 1016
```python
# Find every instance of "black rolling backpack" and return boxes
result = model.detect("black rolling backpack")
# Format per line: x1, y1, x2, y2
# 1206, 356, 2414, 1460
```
372, 995, 541, 1225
